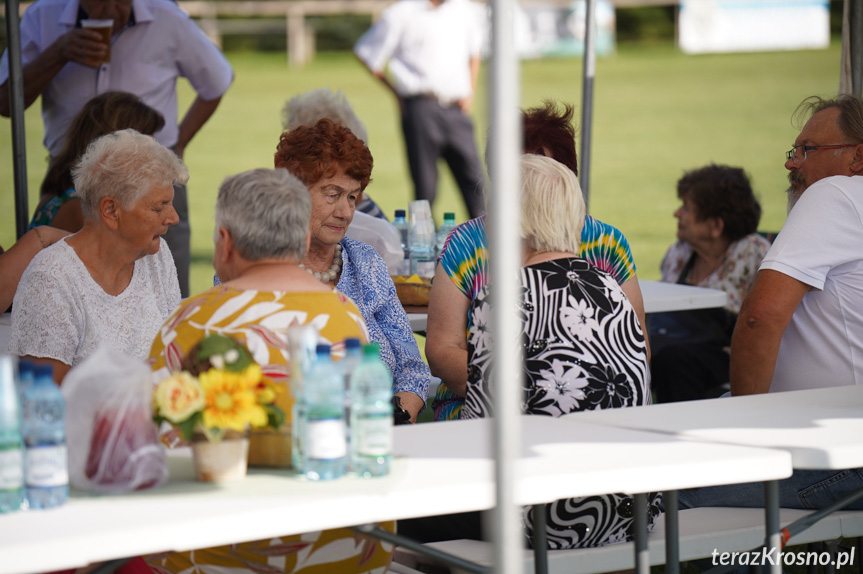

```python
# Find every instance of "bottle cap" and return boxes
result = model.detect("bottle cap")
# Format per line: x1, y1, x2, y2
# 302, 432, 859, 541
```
362, 342, 381, 357
34, 364, 53, 378
444, 212, 456, 222
18, 359, 35, 376
315, 344, 331, 356
395, 209, 406, 218
344, 338, 361, 350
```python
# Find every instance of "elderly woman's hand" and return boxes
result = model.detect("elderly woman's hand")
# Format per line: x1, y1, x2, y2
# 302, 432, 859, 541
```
394, 391, 424, 424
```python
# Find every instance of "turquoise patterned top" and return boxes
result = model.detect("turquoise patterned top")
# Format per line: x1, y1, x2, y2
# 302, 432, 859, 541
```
28, 187, 77, 230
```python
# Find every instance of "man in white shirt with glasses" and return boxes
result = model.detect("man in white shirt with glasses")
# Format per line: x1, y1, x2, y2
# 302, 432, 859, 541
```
679, 95, 863, 512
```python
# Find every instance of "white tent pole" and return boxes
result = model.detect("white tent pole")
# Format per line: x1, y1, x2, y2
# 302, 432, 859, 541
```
852, 0, 863, 97
489, 1, 522, 573
5, 0, 29, 238
840, 0, 863, 97
580, 0, 597, 209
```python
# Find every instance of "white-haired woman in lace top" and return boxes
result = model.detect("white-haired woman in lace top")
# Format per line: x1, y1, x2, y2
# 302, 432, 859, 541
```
8, 129, 185, 382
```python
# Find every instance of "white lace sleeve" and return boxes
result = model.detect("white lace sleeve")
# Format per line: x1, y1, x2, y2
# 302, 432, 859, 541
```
8, 246, 83, 364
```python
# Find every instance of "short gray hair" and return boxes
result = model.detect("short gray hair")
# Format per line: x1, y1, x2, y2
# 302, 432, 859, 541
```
72, 129, 188, 220
282, 88, 369, 143
215, 168, 311, 262
520, 154, 585, 254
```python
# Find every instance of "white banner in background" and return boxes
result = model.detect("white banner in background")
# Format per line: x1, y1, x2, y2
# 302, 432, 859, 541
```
679, 0, 830, 54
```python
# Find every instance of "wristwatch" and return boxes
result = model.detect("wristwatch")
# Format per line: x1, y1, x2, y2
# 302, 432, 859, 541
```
391, 396, 412, 425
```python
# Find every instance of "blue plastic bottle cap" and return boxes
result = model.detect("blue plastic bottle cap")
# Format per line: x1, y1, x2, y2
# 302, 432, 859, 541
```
34, 364, 53, 378
315, 344, 330, 355
395, 209, 406, 218
344, 338, 361, 350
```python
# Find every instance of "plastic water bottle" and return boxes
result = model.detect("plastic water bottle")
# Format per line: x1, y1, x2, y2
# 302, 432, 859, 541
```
22, 364, 68, 509
350, 343, 394, 478
16, 360, 34, 414
409, 217, 436, 279
393, 209, 410, 276
303, 344, 347, 481
342, 338, 363, 399
0, 355, 24, 513
436, 212, 457, 259
341, 337, 363, 464
286, 325, 319, 474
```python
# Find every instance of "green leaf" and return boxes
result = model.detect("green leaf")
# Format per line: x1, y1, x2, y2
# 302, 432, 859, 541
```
177, 413, 203, 442
266, 405, 286, 430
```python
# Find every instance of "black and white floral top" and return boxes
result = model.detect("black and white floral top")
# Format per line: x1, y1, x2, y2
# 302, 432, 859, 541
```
463, 257, 662, 549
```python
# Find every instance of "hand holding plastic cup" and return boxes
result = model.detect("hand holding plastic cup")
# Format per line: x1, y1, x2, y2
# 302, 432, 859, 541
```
408, 200, 434, 231
81, 19, 112, 66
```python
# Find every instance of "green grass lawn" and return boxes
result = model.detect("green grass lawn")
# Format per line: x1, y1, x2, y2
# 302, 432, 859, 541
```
0, 41, 840, 296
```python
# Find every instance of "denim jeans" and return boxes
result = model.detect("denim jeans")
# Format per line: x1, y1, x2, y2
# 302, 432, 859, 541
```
677, 467, 863, 511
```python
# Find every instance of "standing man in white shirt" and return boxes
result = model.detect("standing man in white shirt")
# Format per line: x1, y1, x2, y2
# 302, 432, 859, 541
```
0, 0, 234, 297
678, 95, 863, 512
354, 0, 486, 219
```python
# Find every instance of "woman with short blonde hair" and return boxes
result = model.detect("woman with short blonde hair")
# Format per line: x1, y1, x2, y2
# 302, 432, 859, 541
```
463, 154, 658, 549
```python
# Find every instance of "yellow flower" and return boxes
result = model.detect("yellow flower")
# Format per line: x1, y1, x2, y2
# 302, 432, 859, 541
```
199, 367, 268, 432
154, 372, 205, 424
254, 376, 281, 406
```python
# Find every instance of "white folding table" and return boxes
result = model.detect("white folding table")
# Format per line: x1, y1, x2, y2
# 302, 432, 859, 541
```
0, 416, 792, 574
407, 280, 727, 334
567, 385, 863, 574
639, 279, 727, 313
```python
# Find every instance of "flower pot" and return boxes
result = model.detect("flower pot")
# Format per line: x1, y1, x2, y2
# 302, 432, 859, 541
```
191, 431, 249, 482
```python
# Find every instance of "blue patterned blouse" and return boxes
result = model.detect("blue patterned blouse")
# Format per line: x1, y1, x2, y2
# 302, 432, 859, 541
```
338, 238, 430, 402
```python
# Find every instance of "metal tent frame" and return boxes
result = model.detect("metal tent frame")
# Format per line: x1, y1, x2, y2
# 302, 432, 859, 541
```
4, 2, 863, 572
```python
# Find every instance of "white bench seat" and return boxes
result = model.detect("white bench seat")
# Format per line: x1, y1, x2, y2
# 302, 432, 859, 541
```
393, 507, 859, 574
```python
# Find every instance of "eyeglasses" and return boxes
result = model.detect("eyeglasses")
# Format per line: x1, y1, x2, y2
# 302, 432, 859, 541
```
786, 144, 858, 163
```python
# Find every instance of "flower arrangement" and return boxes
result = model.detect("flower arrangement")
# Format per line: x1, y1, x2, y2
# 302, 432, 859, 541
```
153, 334, 285, 443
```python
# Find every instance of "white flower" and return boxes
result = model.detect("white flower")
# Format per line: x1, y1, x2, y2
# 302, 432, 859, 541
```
536, 359, 588, 412
600, 273, 624, 303
559, 296, 600, 342
469, 300, 493, 356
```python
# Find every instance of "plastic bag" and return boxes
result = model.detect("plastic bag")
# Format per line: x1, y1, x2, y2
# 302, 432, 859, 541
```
346, 210, 404, 275
62, 346, 168, 493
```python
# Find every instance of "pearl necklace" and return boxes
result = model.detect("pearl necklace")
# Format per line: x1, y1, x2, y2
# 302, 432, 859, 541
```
300, 244, 342, 283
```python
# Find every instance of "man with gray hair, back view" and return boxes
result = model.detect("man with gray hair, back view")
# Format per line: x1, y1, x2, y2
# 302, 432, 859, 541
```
679, 95, 863, 511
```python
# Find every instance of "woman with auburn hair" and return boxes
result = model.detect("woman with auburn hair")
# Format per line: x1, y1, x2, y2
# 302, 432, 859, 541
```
273, 118, 430, 421
32, 91, 165, 232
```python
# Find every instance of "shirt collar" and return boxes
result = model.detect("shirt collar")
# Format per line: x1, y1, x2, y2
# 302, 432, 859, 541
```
67, 0, 149, 29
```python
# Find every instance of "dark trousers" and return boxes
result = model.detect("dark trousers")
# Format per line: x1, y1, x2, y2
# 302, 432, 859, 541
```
163, 182, 190, 298
401, 96, 486, 219
650, 342, 730, 403
397, 510, 485, 543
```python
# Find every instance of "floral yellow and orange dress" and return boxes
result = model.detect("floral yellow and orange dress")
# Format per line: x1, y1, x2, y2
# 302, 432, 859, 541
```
147, 285, 395, 574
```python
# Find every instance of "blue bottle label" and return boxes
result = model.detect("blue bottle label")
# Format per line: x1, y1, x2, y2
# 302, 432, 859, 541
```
25, 445, 68, 487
